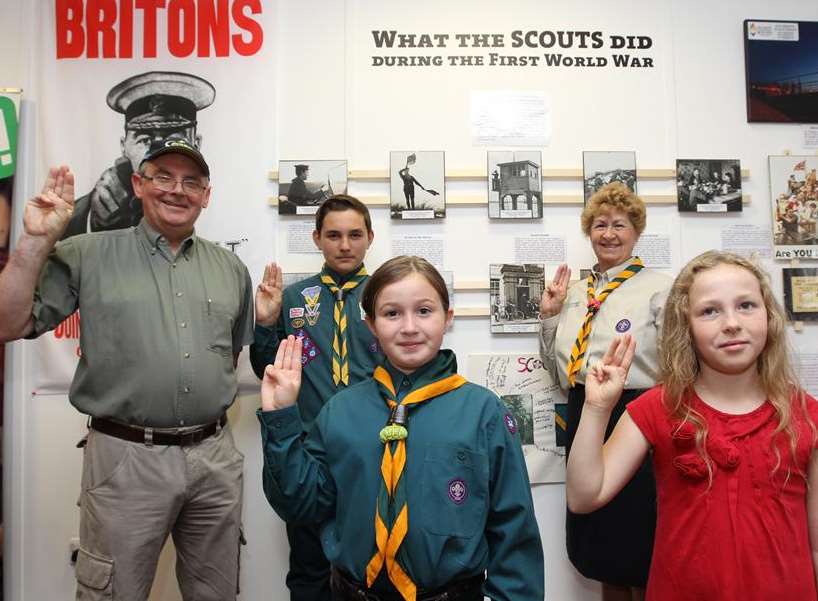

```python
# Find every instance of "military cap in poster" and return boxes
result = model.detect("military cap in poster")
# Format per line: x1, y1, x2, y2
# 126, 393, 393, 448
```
61, 71, 216, 239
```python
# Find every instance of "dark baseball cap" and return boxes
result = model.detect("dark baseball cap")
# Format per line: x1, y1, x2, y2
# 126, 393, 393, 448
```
140, 137, 210, 177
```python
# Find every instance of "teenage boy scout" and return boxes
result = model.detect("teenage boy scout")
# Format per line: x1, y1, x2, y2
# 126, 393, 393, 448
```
0, 139, 253, 601
251, 194, 383, 601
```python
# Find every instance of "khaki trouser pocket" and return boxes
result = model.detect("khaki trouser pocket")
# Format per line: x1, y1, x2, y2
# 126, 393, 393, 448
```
75, 548, 113, 600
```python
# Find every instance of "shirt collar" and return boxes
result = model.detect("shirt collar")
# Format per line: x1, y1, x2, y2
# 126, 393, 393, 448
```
322, 263, 364, 286
383, 349, 458, 396
137, 218, 196, 257
593, 256, 638, 285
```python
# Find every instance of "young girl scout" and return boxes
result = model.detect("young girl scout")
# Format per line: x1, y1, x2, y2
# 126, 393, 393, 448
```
258, 256, 544, 601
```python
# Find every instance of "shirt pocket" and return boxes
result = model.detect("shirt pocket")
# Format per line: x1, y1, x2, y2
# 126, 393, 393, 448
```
418, 444, 489, 538
204, 301, 235, 357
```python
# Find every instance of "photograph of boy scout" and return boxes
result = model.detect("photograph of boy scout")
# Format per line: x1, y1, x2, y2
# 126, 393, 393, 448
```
0, 138, 254, 601
278, 160, 348, 215
251, 194, 383, 600
61, 71, 215, 239
389, 151, 445, 219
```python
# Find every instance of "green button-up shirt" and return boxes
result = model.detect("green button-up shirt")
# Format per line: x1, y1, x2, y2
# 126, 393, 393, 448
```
29, 219, 254, 427
258, 351, 544, 600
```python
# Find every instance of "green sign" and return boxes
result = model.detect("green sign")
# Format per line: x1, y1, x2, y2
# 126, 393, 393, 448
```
0, 95, 19, 179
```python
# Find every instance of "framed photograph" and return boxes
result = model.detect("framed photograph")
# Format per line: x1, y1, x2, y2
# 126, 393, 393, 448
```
676, 159, 742, 213
390, 151, 446, 220
783, 268, 818, 321
769, 155, 818, 259
490, 263, 545, 334
487, 151, 542, 219
582, 151, 637, 203
279, 160, 348, 216
744, 20, 818, 123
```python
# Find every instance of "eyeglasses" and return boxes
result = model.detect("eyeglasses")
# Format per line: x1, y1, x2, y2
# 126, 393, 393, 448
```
140, 173, 207, 196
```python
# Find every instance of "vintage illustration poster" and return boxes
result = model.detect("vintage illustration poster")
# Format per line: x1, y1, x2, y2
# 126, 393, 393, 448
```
769, 155, 818, 259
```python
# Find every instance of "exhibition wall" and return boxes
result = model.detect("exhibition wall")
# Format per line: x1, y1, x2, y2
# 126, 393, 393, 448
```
3, 1, 818, 599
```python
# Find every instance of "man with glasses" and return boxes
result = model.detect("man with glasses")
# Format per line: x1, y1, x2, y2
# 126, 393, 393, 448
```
0, 138, 254, 601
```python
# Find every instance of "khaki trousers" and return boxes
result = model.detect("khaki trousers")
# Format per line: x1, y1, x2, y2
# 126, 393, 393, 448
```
75, 426, 244, 601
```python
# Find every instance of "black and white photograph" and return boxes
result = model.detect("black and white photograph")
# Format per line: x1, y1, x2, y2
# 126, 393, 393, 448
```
490, 263, 545, 334
582, 150, 637, 203
501, 394, 535, 445
783, 268, 818, 321
390, 150, 446, 219
769, 155, 818, 258
279, 160, 348, 216
745, 20, 818, 123
676, 159, 742, 212
61, 70, 216, 239
488, 151, 543, 219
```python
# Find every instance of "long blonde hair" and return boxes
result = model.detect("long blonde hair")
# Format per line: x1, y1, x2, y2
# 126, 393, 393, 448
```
658, 251, 812, 483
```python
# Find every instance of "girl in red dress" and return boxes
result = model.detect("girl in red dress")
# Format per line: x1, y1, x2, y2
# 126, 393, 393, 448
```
567, 250, 818, 601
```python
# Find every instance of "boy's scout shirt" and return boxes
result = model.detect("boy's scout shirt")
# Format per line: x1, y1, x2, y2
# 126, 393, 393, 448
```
250, 268, 383, 430
258, 350, 544, 601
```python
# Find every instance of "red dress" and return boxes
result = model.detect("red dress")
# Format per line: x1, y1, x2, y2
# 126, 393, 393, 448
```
627, 387, 818, 601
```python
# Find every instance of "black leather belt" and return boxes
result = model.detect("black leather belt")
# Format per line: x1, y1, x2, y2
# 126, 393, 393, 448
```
89, 415, 227, 446
331, 567, 484, 601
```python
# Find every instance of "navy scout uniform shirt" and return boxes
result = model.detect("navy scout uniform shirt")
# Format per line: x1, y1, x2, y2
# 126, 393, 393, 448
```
250, 267, 383, 430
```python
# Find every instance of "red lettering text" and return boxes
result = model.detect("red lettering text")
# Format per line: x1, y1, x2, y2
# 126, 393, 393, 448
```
198, 0, 230, 57
232, 0, 263, 56
54, 0, 264, 58
56, 0, 86, 58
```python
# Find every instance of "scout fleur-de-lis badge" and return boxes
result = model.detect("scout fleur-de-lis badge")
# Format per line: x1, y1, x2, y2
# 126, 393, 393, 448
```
301, 285, 321, 326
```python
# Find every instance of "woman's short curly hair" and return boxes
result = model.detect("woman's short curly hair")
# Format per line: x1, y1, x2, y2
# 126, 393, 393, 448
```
580, 182, 646, 236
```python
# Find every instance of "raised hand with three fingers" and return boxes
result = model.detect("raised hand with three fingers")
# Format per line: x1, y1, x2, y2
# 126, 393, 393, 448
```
255, 262, 283, 327
24, 166, 75, 241
261, 335, 303, 411
583, 334, 636, 413
539, 263, 572, 319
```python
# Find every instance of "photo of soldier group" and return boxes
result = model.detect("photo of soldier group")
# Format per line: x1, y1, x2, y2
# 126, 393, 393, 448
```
488, 151, 543, 219
490, 263, 545, 334
278, 160, 348, 216
582, 150, 637, 203
676, 159, 742, 212
770, 156, 818, 251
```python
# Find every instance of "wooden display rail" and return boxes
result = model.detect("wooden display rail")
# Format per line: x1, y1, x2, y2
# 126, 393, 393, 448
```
268, 193, 751, 207
269, 168, 751, 182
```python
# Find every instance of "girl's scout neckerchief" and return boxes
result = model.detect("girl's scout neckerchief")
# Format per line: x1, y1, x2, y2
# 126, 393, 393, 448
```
566, 257, 644, 386
319, 264, 367, 386
365, 359, 467, 601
